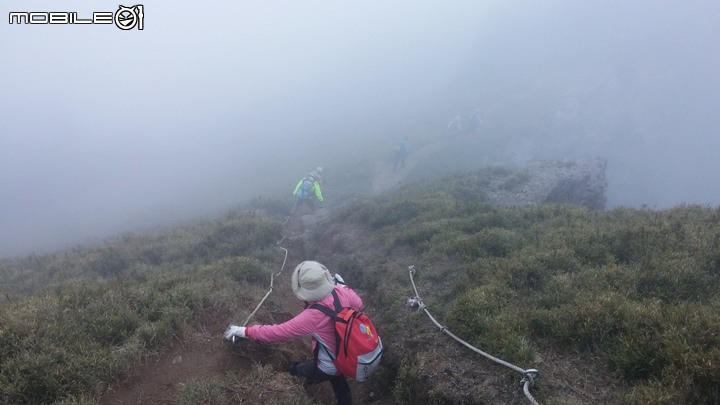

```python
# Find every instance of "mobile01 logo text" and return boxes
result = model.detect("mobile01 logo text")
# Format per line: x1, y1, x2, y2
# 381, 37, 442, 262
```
9, 5, 144, 30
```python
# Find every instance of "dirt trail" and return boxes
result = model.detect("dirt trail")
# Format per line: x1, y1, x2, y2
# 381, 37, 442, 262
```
371, 139, 447, 194
99, 234, 332, 404
100, 144, 616, 404
98, 143, 438, 404
99, 226, 361, 403
99, 220, 390, 404
99, 310, 243, 404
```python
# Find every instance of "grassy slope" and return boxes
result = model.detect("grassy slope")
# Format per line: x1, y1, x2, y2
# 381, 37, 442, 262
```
2, 170, 720, 404
322, 180, 720, 404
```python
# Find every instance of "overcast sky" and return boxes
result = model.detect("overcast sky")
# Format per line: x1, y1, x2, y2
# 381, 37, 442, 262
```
2, 0, 719, 257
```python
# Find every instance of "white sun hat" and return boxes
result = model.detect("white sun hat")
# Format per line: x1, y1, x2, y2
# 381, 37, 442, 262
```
291, 261, 334, 302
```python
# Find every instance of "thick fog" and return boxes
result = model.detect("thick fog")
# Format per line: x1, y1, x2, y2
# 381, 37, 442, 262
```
2, 0, 719, 258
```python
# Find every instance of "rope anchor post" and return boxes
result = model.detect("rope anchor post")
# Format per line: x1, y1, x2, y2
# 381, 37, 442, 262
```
522, 369, 539, 386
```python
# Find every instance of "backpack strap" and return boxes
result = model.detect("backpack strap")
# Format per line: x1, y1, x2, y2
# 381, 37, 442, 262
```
310, 289, 342, 313
309, 302, 335, 318
309, 289, 343, 357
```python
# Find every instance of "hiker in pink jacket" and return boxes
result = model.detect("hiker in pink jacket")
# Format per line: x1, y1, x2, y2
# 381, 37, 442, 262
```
224, 261, 361, 404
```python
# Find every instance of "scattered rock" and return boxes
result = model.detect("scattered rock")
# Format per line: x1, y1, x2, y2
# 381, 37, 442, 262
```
486, 157, 608, 209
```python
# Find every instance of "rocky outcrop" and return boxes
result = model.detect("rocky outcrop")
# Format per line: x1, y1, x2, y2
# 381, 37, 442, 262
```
485, 157, 607, 209
375, 134, 608, 210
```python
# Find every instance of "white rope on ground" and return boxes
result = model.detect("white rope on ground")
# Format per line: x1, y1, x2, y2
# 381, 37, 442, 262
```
407, 265, 541, 405
241, 233, 289, 327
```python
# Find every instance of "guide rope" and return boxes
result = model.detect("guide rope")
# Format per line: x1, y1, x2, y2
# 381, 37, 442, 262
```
242, 234, 288, 327
407, 265, 540, 405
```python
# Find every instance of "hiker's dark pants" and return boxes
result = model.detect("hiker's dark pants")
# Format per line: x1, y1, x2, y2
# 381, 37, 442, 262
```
291, 197, 317, 215
289, 359, 352, 405
393, 152, 407, 170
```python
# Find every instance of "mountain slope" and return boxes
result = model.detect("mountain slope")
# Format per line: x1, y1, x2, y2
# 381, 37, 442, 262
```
3, 164, 720, 404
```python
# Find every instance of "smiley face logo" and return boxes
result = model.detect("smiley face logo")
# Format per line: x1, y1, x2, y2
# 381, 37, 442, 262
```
114, 5, 144, 30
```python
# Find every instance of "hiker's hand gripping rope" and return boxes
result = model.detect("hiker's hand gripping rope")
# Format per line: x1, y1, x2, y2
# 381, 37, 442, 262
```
224, 325, 247, 343
225, 233, 289, 343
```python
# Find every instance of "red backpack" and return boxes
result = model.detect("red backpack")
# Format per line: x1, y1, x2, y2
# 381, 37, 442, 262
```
311, 289, 383, 381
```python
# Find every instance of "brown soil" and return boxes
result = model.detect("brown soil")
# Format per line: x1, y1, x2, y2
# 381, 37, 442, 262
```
98, 308, 242, 404
97, 153, 420, 405
98, 146, 617, 404
98, 225, 396, 404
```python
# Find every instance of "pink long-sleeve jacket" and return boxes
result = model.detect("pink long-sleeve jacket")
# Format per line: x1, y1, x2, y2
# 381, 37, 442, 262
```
245, 284, 363, 375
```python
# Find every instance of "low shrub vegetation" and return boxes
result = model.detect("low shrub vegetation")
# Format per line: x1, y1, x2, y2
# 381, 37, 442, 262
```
337, 177, 720, 404
0, 213, 283, 404
3, 172, 720, 403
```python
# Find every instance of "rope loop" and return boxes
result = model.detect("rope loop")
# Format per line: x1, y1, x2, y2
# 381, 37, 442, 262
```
406, 296, 427, 311
521, 369, 539, 387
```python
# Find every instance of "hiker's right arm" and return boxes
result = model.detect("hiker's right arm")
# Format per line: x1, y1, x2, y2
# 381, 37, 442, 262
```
314, 183, 324, 202
246, 308, 330, 343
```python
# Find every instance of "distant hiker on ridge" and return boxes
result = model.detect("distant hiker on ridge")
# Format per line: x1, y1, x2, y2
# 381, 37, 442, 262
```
465, 107, 482, 136
393, 136, 409, 170
290, 170, 324, 215
447, 113, 463, 137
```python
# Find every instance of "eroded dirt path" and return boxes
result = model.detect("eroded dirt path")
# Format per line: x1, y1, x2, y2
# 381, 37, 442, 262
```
99, 309, 242, 404
371, 139, 445, 194
99, 148, 419, 404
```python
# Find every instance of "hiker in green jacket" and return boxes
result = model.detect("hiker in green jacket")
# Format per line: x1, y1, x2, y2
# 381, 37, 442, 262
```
291, 171, 324, 215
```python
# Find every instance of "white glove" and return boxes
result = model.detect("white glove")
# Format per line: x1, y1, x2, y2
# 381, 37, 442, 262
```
334, 274, 345, 285
224, 325, 247, 341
